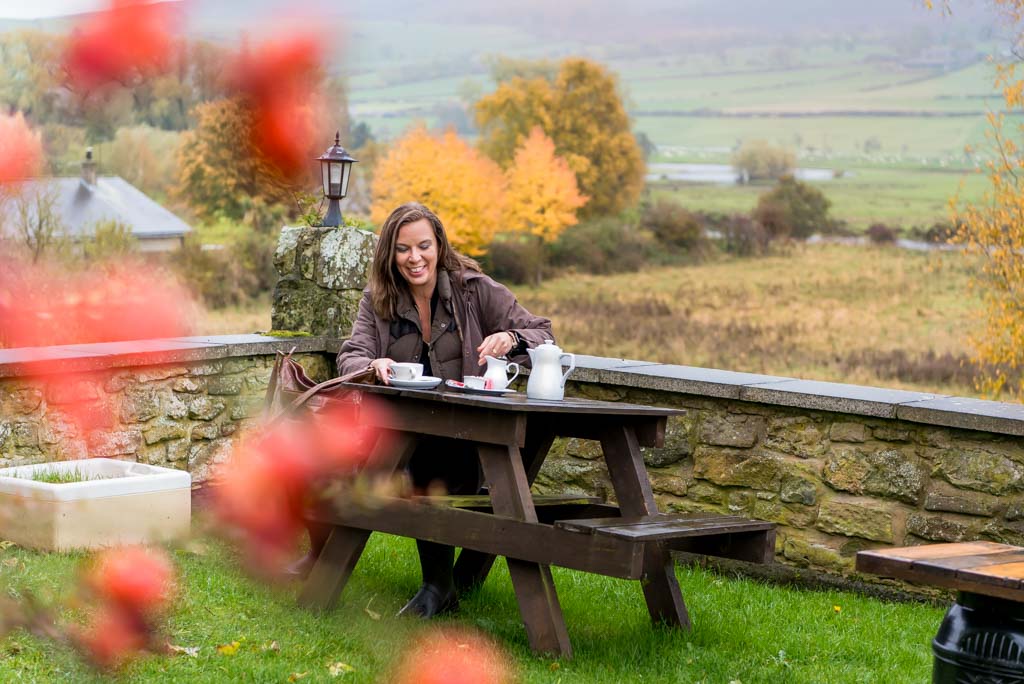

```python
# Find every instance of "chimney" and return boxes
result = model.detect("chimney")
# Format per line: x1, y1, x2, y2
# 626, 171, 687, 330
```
82, 147, 97, 185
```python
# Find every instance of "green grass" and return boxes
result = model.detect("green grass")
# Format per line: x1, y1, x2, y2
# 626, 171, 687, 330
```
0, 533, 945, 682
19, 467, 112, 485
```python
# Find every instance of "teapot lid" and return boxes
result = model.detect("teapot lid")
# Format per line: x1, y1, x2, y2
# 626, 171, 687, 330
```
537, 339, 560, 350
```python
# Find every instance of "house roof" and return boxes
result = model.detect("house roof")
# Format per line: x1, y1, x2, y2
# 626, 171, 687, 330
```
10, 176, 192, 240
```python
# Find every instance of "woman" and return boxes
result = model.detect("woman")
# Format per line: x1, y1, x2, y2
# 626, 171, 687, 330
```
334, 202, 553, 618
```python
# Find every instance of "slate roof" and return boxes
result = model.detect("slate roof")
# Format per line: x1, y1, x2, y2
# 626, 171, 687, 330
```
9, 176, 191, 240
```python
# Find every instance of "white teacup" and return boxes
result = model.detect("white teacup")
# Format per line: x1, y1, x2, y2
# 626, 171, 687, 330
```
463, 376, 487, 390
389, 362, 424, 381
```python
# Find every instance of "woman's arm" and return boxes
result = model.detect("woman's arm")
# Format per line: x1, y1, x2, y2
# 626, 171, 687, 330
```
475, 275, 554, 357
337, 290, 387, 376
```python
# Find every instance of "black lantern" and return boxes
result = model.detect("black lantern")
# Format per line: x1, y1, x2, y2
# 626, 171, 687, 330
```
317, 132, 357, 227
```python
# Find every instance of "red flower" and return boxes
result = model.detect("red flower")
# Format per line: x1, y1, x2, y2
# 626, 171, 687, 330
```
86, 546, 175, 614
0, 113, 43, 185
393, 628, 513, 684
63, 0, 179, 92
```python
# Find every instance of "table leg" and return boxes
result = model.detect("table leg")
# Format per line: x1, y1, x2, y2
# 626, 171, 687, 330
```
601, 423, 691, 630
298, 431, 418, 611
477, 442, 572, 658
453, 427, 556, 593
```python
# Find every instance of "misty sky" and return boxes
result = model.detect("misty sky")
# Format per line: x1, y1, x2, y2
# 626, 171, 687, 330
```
0, 1, 105, 18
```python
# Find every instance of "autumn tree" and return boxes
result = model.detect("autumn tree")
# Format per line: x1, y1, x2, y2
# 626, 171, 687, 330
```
502, 127, 587, 283
371, 126, 505, 256
731, 139, 796, 183
475, 57, 645, 219
174, 98, 297, 221
936, 0, 1024, 397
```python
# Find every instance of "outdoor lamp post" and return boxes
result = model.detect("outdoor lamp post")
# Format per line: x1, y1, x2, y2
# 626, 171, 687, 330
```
318, 132, 357, 227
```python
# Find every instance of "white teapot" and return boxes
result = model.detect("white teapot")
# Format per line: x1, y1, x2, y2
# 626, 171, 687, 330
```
526, 340, 575, 400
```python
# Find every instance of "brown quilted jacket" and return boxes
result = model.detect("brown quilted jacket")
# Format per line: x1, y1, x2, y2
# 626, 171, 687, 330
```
337, 268, 554, 381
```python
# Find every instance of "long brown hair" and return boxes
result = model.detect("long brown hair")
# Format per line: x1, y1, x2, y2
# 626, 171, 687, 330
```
370, 202, 481, 320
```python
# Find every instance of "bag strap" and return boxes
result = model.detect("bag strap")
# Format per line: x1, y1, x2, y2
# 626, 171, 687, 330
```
264, 347, 298, 413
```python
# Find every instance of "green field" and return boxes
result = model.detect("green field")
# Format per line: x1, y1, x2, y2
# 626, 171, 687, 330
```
650, 166, 989, 229
340, 15, 1012, 229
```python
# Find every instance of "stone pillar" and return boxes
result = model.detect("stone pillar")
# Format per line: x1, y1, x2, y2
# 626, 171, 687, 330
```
271, 225, 376, 337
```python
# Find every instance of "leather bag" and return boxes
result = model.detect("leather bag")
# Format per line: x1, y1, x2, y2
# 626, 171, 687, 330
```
264, 349, 377, 418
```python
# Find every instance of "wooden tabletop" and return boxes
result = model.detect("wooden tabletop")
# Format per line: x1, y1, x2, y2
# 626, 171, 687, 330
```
856, 542, 1024, 602
347, 382, 685, 417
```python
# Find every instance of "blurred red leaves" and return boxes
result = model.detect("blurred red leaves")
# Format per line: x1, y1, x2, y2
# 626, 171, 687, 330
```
0, 113, 43, 185
76, 546, 177, 670
0, 258, 196, 435
85, 545, 176, 614
214, 400, 387, 575
393, 628, 514, 684
226, 34, 329, 180
63, 0, 179, 92
0, 259, 196, 349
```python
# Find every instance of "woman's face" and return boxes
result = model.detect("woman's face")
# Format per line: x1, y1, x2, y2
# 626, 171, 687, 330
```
394, 218, 438, 291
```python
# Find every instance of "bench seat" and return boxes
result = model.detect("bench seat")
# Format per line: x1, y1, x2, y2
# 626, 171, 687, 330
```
555, 512, 777, 564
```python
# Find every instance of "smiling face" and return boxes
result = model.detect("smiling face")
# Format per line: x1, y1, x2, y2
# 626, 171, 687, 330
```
394, 218, 438, 292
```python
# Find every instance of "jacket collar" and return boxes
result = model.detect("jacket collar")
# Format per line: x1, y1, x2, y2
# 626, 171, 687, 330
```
396, 269, 455, 322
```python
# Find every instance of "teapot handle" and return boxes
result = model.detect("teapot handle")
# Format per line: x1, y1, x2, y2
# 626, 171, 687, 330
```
559, 353, 575, 387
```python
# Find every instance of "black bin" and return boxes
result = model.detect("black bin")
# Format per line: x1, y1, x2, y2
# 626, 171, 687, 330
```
932, 591, 1024, 683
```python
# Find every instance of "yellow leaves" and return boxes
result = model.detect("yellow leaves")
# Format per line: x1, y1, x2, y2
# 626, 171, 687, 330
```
503, 127, 587, 244
328, 661, 355, 676
475, 57, 644, 219
832, 605, 842, 614
288, 672, 310, 682
371, 126, 504, 256
216, 640, 241, 655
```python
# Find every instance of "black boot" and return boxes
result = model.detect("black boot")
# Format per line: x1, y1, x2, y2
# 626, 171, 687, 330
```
397, 540, 458, 618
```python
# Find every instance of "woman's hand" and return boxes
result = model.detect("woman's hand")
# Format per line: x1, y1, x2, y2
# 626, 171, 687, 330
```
369, 358, 396, 385
477, 331, 517, 366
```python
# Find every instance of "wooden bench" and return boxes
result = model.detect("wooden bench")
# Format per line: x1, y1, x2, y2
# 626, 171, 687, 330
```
857, 542, 1024, 682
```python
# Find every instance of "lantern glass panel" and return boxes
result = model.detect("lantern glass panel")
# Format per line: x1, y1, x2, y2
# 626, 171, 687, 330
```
340, 162, 352, 197
328, 162, 342, 196
320, 163, 330, 196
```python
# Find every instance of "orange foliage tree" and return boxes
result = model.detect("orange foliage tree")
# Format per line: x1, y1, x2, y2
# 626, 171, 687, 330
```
947, 0, 1024, 397
502, 127, 587, 283
475, 57, 644, 219
370, 126, 505, 256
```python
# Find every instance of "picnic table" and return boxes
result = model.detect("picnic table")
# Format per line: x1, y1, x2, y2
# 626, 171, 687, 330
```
857, 542, 1024, 682
299, 384, 776, 657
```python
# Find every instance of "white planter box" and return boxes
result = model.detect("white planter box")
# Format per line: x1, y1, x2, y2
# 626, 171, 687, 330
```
0, 459, 191, 551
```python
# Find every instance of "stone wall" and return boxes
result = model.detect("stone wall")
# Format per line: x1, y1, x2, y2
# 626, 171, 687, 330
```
271, 225, 376, 337
0, 336, 330, 482
3, 337, 1024, 590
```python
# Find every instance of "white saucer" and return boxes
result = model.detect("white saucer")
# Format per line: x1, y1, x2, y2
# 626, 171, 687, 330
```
389, 376, 443, 390
444, 379, 517, 396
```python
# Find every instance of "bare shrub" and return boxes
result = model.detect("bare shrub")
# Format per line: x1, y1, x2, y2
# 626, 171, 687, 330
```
731, 139, 796, 183
866, 223, 898, 244
721, 214, 771, 256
